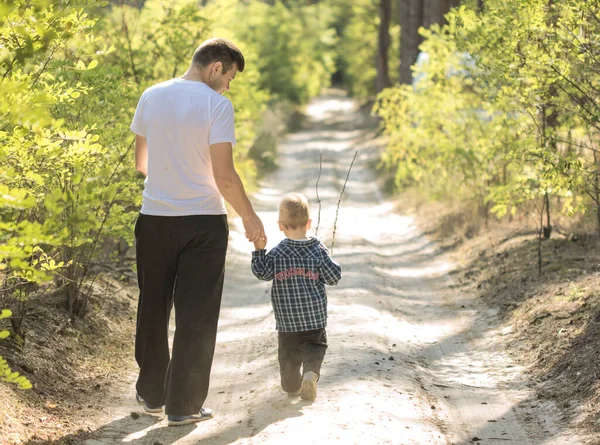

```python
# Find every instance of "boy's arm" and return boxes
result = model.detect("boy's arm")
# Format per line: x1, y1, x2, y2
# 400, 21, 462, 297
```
318, 244, 342, 285
251, 249, 275, 281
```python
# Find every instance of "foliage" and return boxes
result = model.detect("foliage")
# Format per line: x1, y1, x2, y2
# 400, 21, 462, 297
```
376, 0, 600, 233
334, 0, 399, 99
0, 309, 32, 390
230, 0, 337, 105
0, 0, 140, 323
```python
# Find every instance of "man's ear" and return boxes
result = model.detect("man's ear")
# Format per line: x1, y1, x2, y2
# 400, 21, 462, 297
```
306, 219, 312, 230
278, 220, 284, 232
212, 61, 223, 75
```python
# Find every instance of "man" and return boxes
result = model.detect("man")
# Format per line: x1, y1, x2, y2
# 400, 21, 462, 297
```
130, 38, 266, 427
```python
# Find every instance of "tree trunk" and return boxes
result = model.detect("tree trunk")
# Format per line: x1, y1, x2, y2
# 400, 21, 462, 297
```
597, 195, 600, 237
398, 0, 461, 85
594, 150, 600, 236
399, 0, 424, 85
543, 85, 558, 240
424, 0, 461, 27
597, 203, 600, 237
423, 0, 442, 28
543, 191, 552, 239
538, 195, 545, 276
446, 0, 462, 13
376, 0, 392, 93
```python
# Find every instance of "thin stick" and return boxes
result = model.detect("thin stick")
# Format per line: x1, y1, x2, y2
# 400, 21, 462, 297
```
331, 151, 358, 254
315, 152, 323, 236
537, 191, 546, 277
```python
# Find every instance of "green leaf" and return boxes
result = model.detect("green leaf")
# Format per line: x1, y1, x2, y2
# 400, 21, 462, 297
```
0, 310, 12, 320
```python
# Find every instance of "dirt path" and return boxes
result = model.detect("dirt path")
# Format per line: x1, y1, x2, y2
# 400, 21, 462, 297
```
83, 92, 583, 445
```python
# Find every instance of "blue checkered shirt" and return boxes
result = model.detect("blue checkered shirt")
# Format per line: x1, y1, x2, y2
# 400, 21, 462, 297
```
251, 237, 342, 332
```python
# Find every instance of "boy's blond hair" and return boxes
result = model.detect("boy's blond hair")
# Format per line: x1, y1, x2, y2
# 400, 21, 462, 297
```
279, 193, 310, 230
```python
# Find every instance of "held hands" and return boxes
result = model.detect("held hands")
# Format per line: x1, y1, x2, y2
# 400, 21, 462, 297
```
242, 212, 266, 245
253, 236, 267, 251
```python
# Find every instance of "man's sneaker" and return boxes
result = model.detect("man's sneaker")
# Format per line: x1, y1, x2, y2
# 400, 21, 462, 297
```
300, 371, 318, 401
287, 388, 301, 398
135, 393, 164, 414
168, 408, 214, 427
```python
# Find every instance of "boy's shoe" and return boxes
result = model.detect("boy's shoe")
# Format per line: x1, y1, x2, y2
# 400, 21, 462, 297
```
135, 393, 163, 414
168, 408, 214, 427
300, 371, 318, 401
287, 388, 301, 398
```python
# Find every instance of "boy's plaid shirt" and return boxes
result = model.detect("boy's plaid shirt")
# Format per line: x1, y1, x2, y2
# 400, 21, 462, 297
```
251, 237, 342, 332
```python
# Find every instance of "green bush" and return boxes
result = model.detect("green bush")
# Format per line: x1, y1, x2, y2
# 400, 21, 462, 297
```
1, 0, 140, 322
0, 309, 32, 390
335, 0, 399, 99
376, 0, 600, 230
231, 0, 337, 105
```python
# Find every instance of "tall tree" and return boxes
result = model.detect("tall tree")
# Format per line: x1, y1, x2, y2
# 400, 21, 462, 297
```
376, 0, 392, 92
399, 0, 423, 84
423, 0, 442, 27
399, 0, 461, 85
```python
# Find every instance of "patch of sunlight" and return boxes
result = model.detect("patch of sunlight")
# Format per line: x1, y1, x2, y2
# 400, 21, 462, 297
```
374, 260, 453, 278
217, 329, 271, 343
329, 302, 443, 345
256, 187, 281, 196
330, 285, 445, 305
429, 350, 527, 388
228, 224, 252, 254
338, 205, 417, 239
287, 129, 363, 142
252, 189, 284, 204
430, 356, 500, 389
298, 138, 351, 153
255, 390, 446, 444
219, 304, 273, 322
306, 98, 357, 120
227, 221, 262, 255
121, 422, 163, 443
348, 200, 396, 216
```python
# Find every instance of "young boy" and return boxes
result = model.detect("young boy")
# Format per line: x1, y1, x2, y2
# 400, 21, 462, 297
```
251, 193, 342, 401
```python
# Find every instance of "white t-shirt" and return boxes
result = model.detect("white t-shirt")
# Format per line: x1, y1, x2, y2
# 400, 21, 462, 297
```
130, 78, 236, 216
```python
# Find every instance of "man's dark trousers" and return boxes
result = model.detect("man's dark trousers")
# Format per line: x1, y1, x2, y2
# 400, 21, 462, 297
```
134, 213, 228, 416
278, 328, 328, 392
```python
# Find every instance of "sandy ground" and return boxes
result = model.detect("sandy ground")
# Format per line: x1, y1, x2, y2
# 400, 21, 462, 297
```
82, 92, 584, 445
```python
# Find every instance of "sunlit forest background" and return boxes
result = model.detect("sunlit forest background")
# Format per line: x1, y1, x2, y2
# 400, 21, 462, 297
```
1, 0, 600, 390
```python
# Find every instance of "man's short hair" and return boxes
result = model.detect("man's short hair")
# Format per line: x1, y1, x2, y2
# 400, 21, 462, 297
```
192, 38, 245, 74
279, 193, 310, 230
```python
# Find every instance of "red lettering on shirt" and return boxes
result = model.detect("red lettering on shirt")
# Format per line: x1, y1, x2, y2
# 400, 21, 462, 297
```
275, 267, 319, 282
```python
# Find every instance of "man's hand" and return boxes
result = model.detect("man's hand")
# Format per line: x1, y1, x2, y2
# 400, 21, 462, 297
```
243, 212, 266, 244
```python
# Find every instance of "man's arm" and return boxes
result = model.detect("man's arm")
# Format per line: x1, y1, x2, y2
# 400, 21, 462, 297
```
210, 142, 265, 243
134, 134, 148, 177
